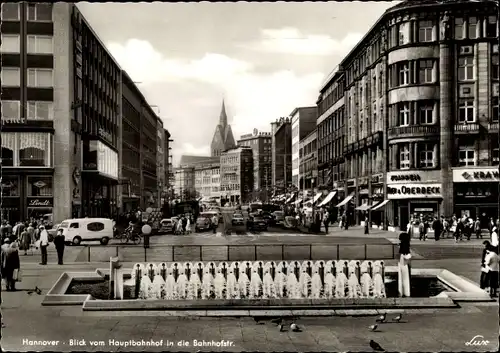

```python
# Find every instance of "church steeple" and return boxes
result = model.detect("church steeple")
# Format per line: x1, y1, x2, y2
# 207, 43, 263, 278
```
219, 99, 227, 127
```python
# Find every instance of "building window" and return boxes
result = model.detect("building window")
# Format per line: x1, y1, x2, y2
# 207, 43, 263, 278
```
458, 57, 474, 81
1, 3, 19, 20
486, 16, 498, 38
1, 133, 16, 167
455, 18, 464, 39
27, 3, 52, 22
27, 101, 54, 120
492, 55, 499, 80
1, 67, 20, 86
398, 62, 410, 85
399, 102, 410, 126
27, 35, 53, 54
27, 68, 53, 88
0, 34, 20, 53
1, 100, 20, 120
27, 176, 53, 196
467, 17, 478, 39
493, 148, 499, 166
458, 99, 475, 123
418, 143, 435, 168
492, 97, 499, 122
418, 59, 434, 83
458, 147, 475, 166
418, 20, 433, 42
19, 133, 51, 167
398, 22, 409, 45
419, 102, 434, 124
399, 143, 410, 169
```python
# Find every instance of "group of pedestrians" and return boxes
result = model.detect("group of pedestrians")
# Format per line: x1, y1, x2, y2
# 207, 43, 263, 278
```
480, 240, 499, 298
174, 214, 193, 234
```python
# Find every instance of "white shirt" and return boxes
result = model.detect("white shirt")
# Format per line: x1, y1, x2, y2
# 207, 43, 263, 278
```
39, 230, 49, 246
492, 231, 499, 247
485, 251, 499, 272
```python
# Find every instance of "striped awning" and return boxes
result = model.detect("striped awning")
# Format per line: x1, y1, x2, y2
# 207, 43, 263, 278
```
318, 192, 336, 207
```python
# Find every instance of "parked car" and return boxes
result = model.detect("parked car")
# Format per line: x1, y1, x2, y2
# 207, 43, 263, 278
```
247, 216, 268, 232
47, 223, 61, 238
232, 213, 245, 226
159, 218, 175, 234
58, 218, 114, 245
272, 211, 285, 225
195, 217, 212, 232
261, 211, 276, 225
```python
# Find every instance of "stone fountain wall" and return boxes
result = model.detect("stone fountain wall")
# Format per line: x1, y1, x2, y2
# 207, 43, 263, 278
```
127, 260, 386, 300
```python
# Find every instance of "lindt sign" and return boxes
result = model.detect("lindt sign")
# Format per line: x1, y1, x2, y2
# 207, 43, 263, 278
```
28, 199, 52, 208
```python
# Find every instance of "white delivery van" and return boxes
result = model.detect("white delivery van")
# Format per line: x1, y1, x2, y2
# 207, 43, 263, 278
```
58, 218, 114, 245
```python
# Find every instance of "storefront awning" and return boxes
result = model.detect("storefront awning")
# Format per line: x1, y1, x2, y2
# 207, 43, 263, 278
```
294, 199, 303, 205
313, 193, 323, 203
336, 195, 353, 207
318, 191, 336, 207
371, 200, 389, 210
286, 193, 296, 204
355, 203, 371, 211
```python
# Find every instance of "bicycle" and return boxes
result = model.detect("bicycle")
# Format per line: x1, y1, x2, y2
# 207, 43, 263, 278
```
120, 226, 142, 245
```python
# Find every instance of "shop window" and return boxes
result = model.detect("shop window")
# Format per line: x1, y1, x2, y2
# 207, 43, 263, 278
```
486, 16, 498, 38
418, 20, 433, 42
398, 102, 410, 126
1, 176, 19, 197
27, 101, 53, 120
1, 67, 20, 87
458, 57, 474, 81
458, 147, 476, 166
418, 143, 435, 168
458, 99, 475, 123
87, 222, 105, 232
19, 133, 50, 167
0, 34, 20, 53
492, 97, 499, 122
418, 60, 434, 83
399, 143, 410, 169
467, 17, 478, 39
419, 102, 434, 124
27, 176, 53, 196
454, 18, 465, 39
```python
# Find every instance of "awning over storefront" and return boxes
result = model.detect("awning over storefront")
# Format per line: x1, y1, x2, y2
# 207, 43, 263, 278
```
313, 193, 323, 203
371, 200, 389, 210
286, 193, 296, 204
336, 195, 353, 207
294, 199, 303, 205
355, 203, 371, 211
318, 191, 336, 207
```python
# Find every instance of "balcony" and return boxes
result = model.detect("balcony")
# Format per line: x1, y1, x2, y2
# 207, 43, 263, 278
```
488, 122, 499, 132
387, 125, 439, 140
454, 123, 480, 134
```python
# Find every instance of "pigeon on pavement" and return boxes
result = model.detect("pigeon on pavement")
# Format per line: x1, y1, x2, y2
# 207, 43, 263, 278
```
290, 323, 302, 332
376, 313, 386, 323
368, 324, 378, 332
393, 314, 403, 322
369, 340, 385, 351
279, 324, 286, 332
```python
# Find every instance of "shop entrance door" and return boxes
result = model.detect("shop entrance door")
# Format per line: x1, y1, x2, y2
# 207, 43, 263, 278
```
399, 204, 409, 231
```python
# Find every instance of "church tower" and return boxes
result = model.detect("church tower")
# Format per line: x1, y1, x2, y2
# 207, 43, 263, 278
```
211, 100, 236, 157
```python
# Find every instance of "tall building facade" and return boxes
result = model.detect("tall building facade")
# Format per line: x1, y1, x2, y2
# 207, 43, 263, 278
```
220, 147, 253, 204
174, 167, 195, 201
317, 0, 499, 230
194, 162, 220, 200
299, 130, 318, 193
237, 130, 272, 201
270, 117, 292, 192
210, 100, 236, 157
290, 107, 317, 189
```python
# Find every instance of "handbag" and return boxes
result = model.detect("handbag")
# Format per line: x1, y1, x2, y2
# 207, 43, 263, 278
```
13, 268, 22, 282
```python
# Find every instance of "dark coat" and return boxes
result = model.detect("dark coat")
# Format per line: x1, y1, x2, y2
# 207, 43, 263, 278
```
1, 247, 20, 279
54, 234, 66, 248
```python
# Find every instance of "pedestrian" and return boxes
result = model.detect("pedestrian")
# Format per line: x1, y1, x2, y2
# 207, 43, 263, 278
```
2, 240, 20, 291
454, 219, 463, 242
175, 218, 183, 235
432, 217, 442, 241
38, 226, 49, 265
398, 232, 412, 297
475, 217, 482, 239
364, 215, 369, 234
323, 209, 330, 234
480, 240, 491, 291
441, 216, 449, 238
19, 228, 31, 256
342, 212, 348, 230
484, 245, 499, 297
418, 219, 427, 241
491, 226, 499, 248
26, 223, 35, 244
54, 229, 65, 265
212, 214, 218, 234
182, 216, 187, 234
185, 217, 192, 234
489, 217, 495, 237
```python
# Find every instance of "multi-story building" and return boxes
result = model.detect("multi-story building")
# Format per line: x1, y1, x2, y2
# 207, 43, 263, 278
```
290, 107, 317, 189
1, 3, 121, 222
270, 117, 292, 193
194, 162, 220, 201
174, 167, 195, 201
156, 118, 165, 207
220, 147, 253, 205
299, 130, 318, 194
318, 0, 499, 230
237, 130, 272, 201
163, 129, 172, 202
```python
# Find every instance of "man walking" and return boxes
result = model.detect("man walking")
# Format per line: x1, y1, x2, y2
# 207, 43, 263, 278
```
475, 217, 482, 239
432, 216, 442, 241
212, 214, 218, 234
54, 229, 65, 265
38, 226, 49, 265
323, 209, 330, 234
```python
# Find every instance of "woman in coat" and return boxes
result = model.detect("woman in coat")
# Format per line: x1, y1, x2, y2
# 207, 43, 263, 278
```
2, 241, 20, 291
480, 241, 491, 291
19, 229, 31, 256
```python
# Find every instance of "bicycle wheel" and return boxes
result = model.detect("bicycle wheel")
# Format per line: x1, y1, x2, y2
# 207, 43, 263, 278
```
132, 235, 141, 245
120, 233, 129, 243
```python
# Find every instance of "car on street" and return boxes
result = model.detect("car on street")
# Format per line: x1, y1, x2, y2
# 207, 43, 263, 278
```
247, 215, 268, 232
232, 213, 245, 226
272, 211, 285, 225
47, 223, 61, 237
159, 218, 175, 234
195, 217, 212, 232
59, 218, 114, 245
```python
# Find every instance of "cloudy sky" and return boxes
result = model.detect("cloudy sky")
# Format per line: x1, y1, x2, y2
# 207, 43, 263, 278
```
77, 1, 397, 165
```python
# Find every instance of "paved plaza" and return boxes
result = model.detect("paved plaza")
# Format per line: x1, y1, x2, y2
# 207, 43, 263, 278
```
2, 227, 498, 352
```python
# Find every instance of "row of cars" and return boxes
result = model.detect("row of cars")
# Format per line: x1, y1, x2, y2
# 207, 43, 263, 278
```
231, 210, 285, 232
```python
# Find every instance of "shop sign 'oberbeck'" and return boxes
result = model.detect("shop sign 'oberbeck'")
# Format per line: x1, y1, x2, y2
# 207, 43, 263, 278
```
387, 184, 442, 199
